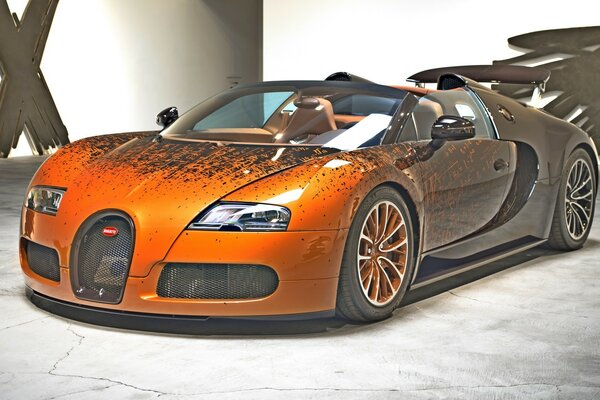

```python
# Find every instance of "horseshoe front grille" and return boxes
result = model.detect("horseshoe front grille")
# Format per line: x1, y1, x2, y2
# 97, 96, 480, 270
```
70, 213, 134, 304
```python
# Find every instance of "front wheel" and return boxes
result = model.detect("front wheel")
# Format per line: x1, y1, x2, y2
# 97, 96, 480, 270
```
336, 186, 416, 322
547, 148, 597, 250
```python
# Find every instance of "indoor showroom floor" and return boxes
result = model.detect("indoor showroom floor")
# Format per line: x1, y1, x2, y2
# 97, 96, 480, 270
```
0, 156, 599, 400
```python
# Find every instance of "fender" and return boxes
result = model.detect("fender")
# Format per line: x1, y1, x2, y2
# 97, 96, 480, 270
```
29, 132, 156, 189
225, 143, 424, 232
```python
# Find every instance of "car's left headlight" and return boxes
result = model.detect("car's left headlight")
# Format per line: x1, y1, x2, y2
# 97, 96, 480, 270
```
188, 202, 291, 232
26, 186, 65, 216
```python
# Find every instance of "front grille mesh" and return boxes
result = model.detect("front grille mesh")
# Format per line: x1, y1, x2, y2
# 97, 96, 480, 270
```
26, 240, 60, 282
157, 263, 278, 299
72, 214, 133, 303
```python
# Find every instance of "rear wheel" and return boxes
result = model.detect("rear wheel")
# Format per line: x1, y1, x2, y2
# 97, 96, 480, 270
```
547, 149, 596, 250
336, 186, 415, 322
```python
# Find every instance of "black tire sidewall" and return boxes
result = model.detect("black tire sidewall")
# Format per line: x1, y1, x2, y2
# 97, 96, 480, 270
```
554, 149, 596, 249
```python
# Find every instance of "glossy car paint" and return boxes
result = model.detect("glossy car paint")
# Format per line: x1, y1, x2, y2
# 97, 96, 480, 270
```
20, 78, 599, 320
21, 136, 423, 315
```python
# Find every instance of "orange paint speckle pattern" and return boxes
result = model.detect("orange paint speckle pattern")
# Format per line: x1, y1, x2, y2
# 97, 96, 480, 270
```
20, 133, 426, 316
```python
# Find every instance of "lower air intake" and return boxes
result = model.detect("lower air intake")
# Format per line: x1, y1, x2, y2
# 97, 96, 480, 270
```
157, 263, 279, 299
26, 240, 61, 282
71, 212, 134, 304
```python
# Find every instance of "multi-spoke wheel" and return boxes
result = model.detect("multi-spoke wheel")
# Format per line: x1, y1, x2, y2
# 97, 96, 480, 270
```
547, 149, 597, 250
358, 201, 408, 306
336, 186, 415, 322
565, 159, 594, 240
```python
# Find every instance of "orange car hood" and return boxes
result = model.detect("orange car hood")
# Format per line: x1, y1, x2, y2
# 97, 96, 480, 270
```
52, 136, 339, 276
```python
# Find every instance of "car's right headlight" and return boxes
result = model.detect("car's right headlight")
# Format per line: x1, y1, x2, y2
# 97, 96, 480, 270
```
26, 186, 65, 216
188, 202, 291, 232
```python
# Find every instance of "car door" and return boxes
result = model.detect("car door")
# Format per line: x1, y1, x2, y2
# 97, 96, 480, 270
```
408, 88, 517, 252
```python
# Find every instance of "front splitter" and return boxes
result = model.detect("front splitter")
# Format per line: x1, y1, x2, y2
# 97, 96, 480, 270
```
26, 287, 341, 335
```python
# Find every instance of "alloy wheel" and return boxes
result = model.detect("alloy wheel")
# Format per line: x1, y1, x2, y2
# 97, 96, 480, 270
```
357, 201, 409, 306
565, 159, 594, 240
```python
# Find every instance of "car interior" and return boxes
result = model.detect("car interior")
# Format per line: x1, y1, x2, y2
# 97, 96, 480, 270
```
169, 85, 494, 148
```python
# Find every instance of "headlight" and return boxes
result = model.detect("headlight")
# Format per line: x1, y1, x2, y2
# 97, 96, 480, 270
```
188, 202, 291, 232
26, 187, 65, 216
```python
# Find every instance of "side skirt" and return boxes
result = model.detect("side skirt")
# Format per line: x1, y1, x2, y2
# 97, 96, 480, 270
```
410, 237, 546, 289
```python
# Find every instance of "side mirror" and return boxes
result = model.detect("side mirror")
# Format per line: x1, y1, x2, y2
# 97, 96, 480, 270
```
431, 115, 475, 141
156, 106, 178, 129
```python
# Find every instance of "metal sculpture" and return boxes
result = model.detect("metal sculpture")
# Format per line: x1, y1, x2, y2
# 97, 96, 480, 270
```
494, 26, 600, 148
0, 0, 68, 158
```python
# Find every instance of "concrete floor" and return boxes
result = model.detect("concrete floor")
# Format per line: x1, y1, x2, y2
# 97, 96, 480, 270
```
0, 156, 599, 400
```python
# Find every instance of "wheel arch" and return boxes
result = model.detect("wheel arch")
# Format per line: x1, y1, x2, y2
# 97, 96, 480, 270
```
378, 182, 421, 253
334, 181, 421, 321
369, 181, 422, 287
546, 142, 598, 250
572, 143, 599, 190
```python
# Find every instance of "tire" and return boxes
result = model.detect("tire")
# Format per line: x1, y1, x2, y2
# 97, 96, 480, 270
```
336, 186, 416, 322
547, 148, 597, 250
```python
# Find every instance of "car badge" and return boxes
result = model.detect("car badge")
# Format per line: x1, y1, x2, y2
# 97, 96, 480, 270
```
102, 227, 119, 237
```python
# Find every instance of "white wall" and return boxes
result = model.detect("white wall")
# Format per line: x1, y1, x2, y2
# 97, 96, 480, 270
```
263, 0, 599, 83
6, 0, 597, 157
8, 0, 261, 156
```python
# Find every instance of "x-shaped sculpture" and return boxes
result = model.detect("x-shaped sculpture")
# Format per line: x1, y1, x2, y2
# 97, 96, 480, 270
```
0, 0, 68, 158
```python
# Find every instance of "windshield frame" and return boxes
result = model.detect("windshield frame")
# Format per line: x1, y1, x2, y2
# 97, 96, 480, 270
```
161, 81, 409, 149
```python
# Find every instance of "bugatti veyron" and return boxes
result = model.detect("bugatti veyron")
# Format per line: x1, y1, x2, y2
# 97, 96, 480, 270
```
20, 66, 598, 330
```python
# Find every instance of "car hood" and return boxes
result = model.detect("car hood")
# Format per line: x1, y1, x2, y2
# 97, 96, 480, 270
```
51, 135, 339, 276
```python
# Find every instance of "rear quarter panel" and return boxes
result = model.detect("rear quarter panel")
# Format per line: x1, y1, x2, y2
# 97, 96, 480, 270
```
473, 88, 598, 183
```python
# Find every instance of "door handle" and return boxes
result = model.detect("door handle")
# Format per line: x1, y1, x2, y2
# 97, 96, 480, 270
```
494, 159, 509, 171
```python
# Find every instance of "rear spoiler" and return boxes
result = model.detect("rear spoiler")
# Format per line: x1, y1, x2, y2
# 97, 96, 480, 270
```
407, 65, 551, 106
407, 65, 550, 86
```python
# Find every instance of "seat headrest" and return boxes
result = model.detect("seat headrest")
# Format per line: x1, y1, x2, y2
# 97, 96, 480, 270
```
293, 97, 321, 109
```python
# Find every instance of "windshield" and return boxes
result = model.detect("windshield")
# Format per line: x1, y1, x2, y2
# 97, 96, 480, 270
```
162, 81, 408, 150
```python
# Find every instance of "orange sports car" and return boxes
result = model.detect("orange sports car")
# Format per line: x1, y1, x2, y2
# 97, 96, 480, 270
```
20, 67, 598, 332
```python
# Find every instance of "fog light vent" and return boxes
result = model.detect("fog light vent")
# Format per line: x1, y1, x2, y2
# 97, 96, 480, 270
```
157, 263, 278, 299
26, 240, 60, 282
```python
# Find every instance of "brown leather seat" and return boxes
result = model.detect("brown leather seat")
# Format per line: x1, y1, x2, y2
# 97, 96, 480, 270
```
275, 97, 337, 143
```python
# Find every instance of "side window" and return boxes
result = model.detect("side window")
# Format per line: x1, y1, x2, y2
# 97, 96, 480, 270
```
332, 95, 399, 116
465, 90, 496, 138
396, 116, 417, 142
411, 89, 495, 140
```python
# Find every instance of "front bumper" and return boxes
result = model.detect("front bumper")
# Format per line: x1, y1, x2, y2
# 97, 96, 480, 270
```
26, 287, 338, 335
21, 210, 348, 317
